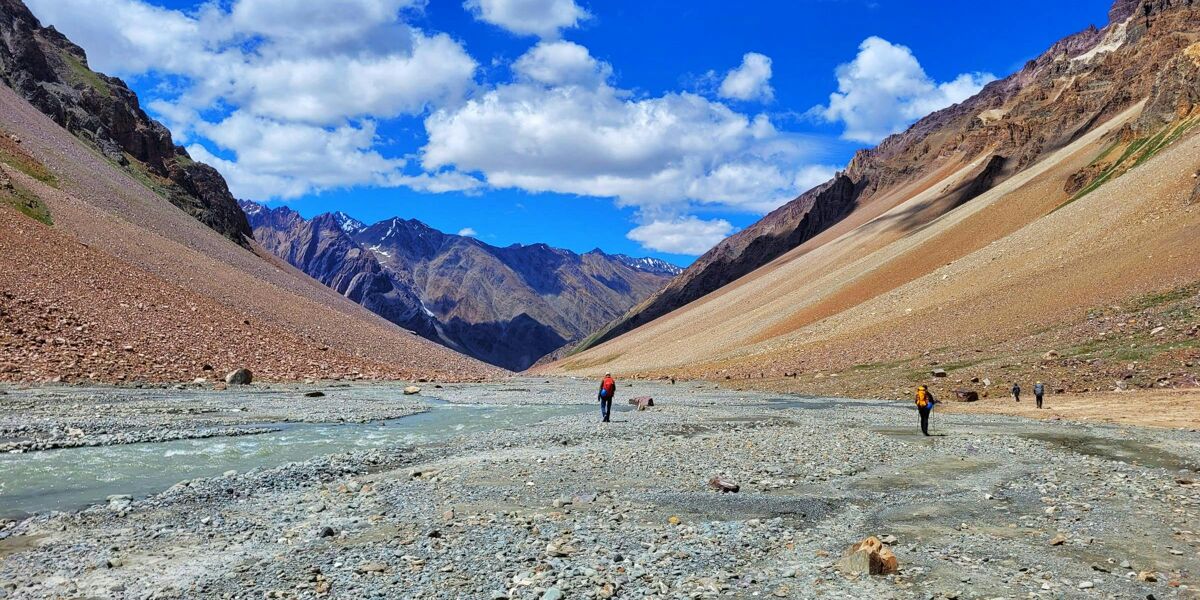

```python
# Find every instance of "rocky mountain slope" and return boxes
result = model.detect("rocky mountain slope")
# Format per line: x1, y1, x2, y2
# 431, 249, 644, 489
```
548, 0, 1200, 400
573, 0, 1199, 356
0, 0, 501, 383
243, 202, 677, 371
0, 0, 250, 244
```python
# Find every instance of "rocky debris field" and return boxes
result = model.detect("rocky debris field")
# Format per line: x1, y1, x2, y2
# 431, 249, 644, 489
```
1, 380, 1198, 599
0, 384, 430, 452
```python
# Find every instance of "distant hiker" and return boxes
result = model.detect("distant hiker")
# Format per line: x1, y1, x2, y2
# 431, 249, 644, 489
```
1011, 383, 1021, 403
915, 385, 936, 436
598, 372, 616, 423
1034, 381, 1045, 409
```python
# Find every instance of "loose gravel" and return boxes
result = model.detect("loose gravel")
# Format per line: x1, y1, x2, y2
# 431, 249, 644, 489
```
1, 379, 1198, 599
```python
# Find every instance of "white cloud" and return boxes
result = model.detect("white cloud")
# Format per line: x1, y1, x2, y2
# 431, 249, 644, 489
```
223, 33, 476, 125
464, 0, 589, 38
719, 52, 774, 103
457, 227, 478, 237
191, 113, 404, 199
814, 36, 995, 143
513, 40, 610, 87
627, 217, 735, 255
26, 0, 477, 199
425, 44, 818, 212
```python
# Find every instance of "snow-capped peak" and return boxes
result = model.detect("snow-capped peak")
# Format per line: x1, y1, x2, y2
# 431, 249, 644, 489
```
613, 254, 684, 276
332, 211, 366, 234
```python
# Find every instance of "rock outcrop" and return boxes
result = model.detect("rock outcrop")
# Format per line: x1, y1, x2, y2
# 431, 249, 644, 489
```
0, 0, 251, 243
243, 202, 677, 371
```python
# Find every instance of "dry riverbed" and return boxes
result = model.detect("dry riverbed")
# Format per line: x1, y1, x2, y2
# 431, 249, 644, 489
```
0, 379, 1198, 599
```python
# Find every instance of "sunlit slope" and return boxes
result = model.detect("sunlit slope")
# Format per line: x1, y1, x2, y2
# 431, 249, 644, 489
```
547, 105, 1200, 390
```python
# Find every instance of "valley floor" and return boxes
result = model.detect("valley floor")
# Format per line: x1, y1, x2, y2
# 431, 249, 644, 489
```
0, 380, 1198, 599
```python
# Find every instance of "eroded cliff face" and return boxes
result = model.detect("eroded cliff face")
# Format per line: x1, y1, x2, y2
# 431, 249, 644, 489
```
0, 0, 251, 243
576, 0, 1200, 355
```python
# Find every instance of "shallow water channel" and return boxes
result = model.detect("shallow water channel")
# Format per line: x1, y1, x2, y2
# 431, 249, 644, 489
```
0, 401, 587, 519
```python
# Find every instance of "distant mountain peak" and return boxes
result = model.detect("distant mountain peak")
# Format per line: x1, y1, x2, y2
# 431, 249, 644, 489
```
331, 211, 366, 234
612, 254, 684, 276
237, 199, 265, 216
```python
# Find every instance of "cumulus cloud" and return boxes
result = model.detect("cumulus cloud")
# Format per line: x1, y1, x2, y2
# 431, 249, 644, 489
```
424, 44, 819, 222
814, 36, 995, 143
26, 0, 477, 199
512, 40, 610, 87
457, 227, 479, 237
719, 52, 774, 103
627, 217, 735, 255
464, 0, 589, 38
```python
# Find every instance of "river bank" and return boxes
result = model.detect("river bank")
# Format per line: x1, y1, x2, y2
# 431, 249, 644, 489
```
1, 379, 1198, 598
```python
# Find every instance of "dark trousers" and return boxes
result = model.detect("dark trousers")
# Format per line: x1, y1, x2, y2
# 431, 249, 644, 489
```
1014, 393, 1020, 403
1036, 394, 1043, 409
918, 407, 931, 436
599, 397, 612, 422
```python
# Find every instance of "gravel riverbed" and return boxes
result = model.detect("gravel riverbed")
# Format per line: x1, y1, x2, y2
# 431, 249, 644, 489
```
0, 379, 1198, 599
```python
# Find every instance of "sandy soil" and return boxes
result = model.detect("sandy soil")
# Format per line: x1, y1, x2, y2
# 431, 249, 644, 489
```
938, 389, 1200, 431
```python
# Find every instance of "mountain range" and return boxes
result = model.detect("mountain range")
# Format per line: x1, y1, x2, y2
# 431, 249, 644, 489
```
241, 201, 679, 371
547, 0, 1200, 399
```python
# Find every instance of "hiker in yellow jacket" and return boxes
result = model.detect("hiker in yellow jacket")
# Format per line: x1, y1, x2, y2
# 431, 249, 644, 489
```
915, 385, 936, 436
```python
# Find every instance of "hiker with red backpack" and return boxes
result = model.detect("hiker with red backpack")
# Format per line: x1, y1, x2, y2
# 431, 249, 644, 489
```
915, 385, 936, 436
598, 372, 616, 423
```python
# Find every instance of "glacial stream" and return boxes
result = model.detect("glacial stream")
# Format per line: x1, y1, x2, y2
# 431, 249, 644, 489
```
0, 401, 589, 518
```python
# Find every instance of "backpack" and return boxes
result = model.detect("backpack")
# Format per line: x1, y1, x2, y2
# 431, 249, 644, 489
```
600, 378, 615, 399
916, 388, 931, 409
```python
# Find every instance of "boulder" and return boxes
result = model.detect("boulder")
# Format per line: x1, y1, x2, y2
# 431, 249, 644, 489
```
403, 386, 421, 395
304, 391, 325, 398
952, 389, 980, 402
931, 369, 948, 378
629, 396, 654, 410
224, 368, 253, 385
836, 536, 898, 576
1043, 350, 1060, 360
708, 475, 740, 493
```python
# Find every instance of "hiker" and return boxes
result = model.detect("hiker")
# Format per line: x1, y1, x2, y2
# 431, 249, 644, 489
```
1034, 381, 1045, 409
598, 372, 616, 423
1011, 382, 1021, 403
915, 385, 936, 436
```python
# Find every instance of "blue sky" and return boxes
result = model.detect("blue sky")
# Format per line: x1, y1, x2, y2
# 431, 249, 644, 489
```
26, 0, 1112, 265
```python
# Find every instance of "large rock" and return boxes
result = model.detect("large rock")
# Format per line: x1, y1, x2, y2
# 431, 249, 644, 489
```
629, 396, 654, 410
952, 389, 980, 402
708, 474, 740, 493
836, 536, 898, 576
403, 385, 421, 395
225, 368, 253, 385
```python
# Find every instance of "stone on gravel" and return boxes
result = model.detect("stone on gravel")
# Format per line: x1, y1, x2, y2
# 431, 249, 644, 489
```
356, 562, 387, 574
1049, 534, 1068, 546
403, 386, 421, 395
304, 391, 325, 397
708, 474, 740, 493
931, 369, 948, 378
837, 536, 898, 576
1138, 571, 1158, 582
224, 369, 253, 385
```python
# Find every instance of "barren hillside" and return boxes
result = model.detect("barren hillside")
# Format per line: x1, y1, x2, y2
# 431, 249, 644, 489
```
545, 0, 1200, 400
0, 55, 501, 383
